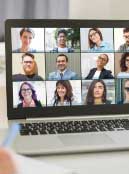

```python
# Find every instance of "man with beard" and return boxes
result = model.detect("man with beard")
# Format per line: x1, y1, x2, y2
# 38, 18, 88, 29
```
48, 54, 78, 80
13, 53, 43, 81
118, 28, 129, 51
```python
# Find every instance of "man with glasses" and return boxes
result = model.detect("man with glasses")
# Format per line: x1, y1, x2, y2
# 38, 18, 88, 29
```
48, 54, 78, 80
118, 28, 129, 51
85, 54, 114, 79
13, 53, 43, 81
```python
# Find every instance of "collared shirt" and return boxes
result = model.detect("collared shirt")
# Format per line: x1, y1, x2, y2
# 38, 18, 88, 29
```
118, 43, 129, 52
89, 41, 112, 52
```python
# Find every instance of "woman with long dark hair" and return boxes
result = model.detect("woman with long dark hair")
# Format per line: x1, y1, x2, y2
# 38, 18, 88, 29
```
117, 53, 129, 78
53, 80, 74, 106
85, 79, 111, 105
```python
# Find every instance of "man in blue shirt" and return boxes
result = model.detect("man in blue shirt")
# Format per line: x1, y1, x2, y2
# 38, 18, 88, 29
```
48, 54, 78, 80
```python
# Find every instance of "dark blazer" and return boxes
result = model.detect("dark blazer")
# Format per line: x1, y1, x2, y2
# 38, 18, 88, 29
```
85, 68, 114, 79
17, 100, 42, 108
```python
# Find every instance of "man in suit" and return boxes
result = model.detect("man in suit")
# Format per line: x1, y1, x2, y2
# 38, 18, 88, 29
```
85, 54, 114, 79
48, 54, 78, 80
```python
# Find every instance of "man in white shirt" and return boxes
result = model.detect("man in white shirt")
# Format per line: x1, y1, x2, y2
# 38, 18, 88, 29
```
51, 29, 74, 53
85, 54, 114, 79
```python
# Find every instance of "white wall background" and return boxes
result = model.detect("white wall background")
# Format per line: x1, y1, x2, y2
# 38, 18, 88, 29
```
69, 0, 129, 19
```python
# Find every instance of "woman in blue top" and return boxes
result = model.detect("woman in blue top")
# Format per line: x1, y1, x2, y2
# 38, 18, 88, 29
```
88, 28, 112, 52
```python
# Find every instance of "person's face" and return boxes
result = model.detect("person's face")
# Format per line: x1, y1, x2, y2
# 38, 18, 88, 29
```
96, 54, 108, 68
56, 84, 67, 99
89, 30, 101, 44
123, 32, 129, 45
56, 56, 68, 71
57, 33, 67, 47
93, 82, 104, 99
124, 81, 129, 98
20, 31, 33, 48
22, 56, 35, 75
21, 84, 32, 100
125, 56, 129, 70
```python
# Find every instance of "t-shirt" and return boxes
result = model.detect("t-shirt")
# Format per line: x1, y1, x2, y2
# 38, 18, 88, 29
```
93, 70, 101, 79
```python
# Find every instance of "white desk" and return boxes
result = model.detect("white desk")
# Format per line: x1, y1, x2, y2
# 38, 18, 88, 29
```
1, 51, 129, 174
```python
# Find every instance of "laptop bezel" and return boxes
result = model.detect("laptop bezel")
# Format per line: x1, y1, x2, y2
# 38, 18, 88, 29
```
5, 19, 129, 119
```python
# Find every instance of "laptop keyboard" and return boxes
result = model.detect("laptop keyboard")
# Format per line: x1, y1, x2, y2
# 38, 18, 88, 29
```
19, 119, 129, 136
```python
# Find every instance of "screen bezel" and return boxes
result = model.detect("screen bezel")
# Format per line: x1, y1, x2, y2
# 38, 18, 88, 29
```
5, 19, 129, 119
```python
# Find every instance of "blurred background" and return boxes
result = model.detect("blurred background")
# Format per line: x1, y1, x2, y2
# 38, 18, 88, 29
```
0, 0, 129, 41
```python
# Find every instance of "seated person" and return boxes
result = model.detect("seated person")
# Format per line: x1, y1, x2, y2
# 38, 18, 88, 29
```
85, 79, 111, 105
13, 53, 44, 81
117, 53, 129, 78
85, 54, 114, 79
13, 28, 36, 53
52, 80, 76, 106
88, 28, 112, 52
51, 29, 74, 53
48, 54, 78, 80
118, 28, 129, 52
17, 82, 42, 108
118, 79, 129, 104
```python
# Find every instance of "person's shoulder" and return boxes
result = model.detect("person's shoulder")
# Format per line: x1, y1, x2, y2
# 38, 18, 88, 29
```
12, 74, 26, 81
48, 71, 57, 80
50, 47, 58, 53
13, 48, 21, 53
35, 100, 42, 107
17, 103, 22, 108
68, 47, 74, 53
33, 74, 44, 81
118, 44, 125, 51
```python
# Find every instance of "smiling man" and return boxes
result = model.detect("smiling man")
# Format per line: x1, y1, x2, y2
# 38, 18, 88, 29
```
85, 54, 114, 79
13, 53, 43, 81
118, 28, 129, 52
51, 29, 74, 53
48, 54, 78, 80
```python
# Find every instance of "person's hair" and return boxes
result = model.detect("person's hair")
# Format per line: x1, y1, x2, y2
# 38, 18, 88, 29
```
19, 82, 37, 101
123, 28, 129, 33
120, 52, 129, 72
22, 53, 38, 74
85, 79, 107, 105
88, 28, 103, 48
22, 52, 35, 61
57, 29, 67, 37
20, 28, 35, 38
53, 80, 73, 106
98, 53, 109, 63
56, 54, 68, 62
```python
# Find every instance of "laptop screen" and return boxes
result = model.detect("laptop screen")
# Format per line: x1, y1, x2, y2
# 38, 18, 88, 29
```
5, 20, 129, 119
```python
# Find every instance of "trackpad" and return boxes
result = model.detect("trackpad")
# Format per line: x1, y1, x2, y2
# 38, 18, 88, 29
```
59, 133, 114, 146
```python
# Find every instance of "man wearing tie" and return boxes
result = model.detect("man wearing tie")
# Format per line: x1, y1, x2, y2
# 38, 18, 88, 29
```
48, 54, 78, 80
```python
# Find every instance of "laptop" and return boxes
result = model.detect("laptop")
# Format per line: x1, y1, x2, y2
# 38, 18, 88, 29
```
5, 19, 129, 155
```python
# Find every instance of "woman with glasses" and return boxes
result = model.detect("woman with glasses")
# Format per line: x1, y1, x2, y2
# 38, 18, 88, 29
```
117, 53, 129, 78
88, 28, 112, 52
17, 82, 42, 108
85, 79, 111, 105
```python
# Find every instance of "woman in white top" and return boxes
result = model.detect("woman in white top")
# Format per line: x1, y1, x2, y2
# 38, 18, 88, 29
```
117, 53, 129, 78
52, 80, 75, 106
